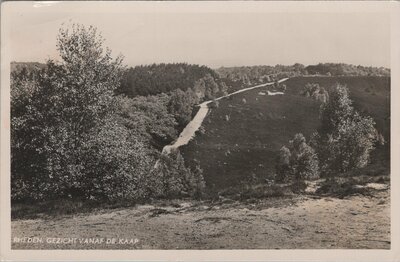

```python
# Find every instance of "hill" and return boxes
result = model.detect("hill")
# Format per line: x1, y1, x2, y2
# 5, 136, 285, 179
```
117, 63, 222, 97
180, 76, 390, 191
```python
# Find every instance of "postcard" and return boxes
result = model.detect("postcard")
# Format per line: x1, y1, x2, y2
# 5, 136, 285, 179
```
1, 1, 399, 261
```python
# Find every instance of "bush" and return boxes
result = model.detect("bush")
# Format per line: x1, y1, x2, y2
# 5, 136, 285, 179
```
279, 83, 287, 92
275, 134, 319, 190
315, 177, 370, 198
300, 83, 329, 103
209, 99, 219, 108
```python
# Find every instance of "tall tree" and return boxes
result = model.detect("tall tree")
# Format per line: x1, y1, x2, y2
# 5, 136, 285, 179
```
317, 84, 377, 174
168, 89, 194, 128
11, 24, 153, 200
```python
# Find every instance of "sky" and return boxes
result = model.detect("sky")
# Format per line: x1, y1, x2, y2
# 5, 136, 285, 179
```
2, 1, 391, 68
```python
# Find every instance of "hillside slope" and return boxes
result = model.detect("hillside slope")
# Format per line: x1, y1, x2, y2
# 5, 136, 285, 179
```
181, 76, 390, 191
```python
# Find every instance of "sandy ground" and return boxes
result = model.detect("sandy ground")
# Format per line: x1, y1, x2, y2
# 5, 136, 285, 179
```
12, 188, 390, 250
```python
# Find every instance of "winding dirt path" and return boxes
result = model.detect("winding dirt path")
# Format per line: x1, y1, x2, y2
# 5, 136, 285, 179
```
163, 78, 289, 154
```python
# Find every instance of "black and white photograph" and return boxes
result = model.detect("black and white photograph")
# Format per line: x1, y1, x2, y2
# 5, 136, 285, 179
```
1, 1, 399, 260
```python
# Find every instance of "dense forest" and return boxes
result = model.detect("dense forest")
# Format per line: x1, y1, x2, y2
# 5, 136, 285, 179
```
117, 63, 222, 97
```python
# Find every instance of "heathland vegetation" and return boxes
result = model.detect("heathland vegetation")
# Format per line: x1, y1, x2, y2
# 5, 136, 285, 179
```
11, 24, 390, 207
181, 76, 389, 196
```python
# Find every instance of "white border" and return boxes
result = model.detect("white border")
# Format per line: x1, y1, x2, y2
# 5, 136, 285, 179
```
1, 1, 399, 261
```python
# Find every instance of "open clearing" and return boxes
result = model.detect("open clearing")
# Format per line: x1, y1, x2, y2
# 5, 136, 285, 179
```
12, 187, 390, 249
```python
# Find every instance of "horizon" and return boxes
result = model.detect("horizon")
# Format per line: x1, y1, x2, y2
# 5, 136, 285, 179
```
10, 60, 391, 71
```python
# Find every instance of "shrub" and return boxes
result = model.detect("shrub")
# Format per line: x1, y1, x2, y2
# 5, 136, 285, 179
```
275, 134, 319, 190
209, 99, 219, 108
300, 83, 329, 103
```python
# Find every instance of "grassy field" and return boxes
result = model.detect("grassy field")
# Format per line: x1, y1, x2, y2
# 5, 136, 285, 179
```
181, 76, 390, 191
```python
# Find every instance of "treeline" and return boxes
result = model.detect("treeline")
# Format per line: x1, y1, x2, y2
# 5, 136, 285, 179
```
11, 24, 206, 202
217, 63, 306, 84
305, 63, 390, 77
217, 63, 390, 85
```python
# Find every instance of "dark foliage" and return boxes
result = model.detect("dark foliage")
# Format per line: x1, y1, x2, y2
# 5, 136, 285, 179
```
115, 94, 178, 150
117, 63, 220, 97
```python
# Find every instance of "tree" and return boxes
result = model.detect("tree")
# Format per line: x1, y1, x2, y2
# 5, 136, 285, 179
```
152, 150, 205, 198
80, 116, 154, 200
289, 134, 319, 181
168, 88, 194, 128
317, 84, 377, 174
219, 81, 229, 96
301, 83, 329, 103
275, 146, 291, 182
319, 84, 353, 134
186, 163, 206, 199
203, 74, 220, 100
275, 134, 319, 188
193, 78, 206, 100
117, 63, 221, 97
11, 24, 155, 201
116, 94, 178, 149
